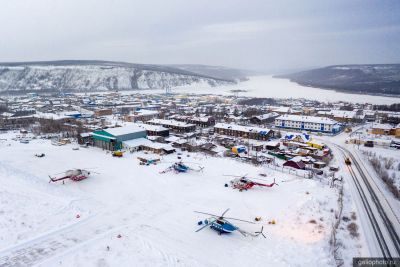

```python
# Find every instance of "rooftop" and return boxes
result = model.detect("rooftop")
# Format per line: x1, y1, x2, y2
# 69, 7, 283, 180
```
147, 119, 195, 127
214, 123, 271, 135
277, 115, 338, 125
104, 124, 146, 136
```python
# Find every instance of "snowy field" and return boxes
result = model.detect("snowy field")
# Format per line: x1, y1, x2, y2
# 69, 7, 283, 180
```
358, 146, 400, 189
123, 76, 399, 105
0, 132, 341, 266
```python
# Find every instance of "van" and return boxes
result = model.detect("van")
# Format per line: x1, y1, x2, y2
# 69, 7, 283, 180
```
364, 140, 374, 147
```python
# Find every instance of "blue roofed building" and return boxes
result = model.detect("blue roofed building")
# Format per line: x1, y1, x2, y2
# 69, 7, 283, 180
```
92, 124, 147, 151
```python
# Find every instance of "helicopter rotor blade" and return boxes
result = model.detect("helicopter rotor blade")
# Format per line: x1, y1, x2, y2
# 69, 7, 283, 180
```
260, 232, 266, 238
255, 226, 267, 238
222, 216, 255, 224
194, 211, 220, 218
221, 208, 230, 217
53, 171, 67, 176
252, 177, 274, 182
182, 161, 202, 165
223, 173, 248, 178
223, 174, 243, 177
195, 221, 213, 232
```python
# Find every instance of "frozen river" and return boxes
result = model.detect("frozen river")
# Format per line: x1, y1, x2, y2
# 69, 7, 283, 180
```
168, 75, 399, 105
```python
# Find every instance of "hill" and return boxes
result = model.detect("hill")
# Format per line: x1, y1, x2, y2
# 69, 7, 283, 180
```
277, 64, 400, 95
0, 60, 235, 93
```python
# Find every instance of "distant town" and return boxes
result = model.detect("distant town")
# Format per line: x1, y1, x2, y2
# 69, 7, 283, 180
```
1, 91, 399, 153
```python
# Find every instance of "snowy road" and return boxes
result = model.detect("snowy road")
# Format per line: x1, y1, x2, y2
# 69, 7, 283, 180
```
334, 144, 400, 258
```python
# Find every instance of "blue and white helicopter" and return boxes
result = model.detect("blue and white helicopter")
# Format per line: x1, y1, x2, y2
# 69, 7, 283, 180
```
195, 208, 266, 238
160, 161, 204, 174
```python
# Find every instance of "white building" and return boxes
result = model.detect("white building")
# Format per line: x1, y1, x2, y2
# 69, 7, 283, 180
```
214, 123, 273, 140
275, 115, 341, 133
146, 119, 196, 132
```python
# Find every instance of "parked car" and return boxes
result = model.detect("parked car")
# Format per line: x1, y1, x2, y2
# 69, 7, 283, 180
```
364, 140, 374, 147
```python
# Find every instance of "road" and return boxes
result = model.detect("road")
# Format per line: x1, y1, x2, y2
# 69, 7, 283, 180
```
334, 144, 400, 259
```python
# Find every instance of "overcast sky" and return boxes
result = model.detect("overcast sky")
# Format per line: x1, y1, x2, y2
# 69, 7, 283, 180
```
0, 0, 399, 72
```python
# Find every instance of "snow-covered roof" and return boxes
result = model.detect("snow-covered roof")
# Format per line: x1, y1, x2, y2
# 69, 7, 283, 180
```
135, 123, 168, 132
264, 140, 280, 147
123, 138, 174, 150
276, 115, 338, 125
164, 136, 181, 143
80, 132, 92, 138
254, 112, 279, 120
317, 110, 356, 118
132, 109, 158, 116
123, 138, 152, 148
0, 112, 14, 117
34, 112, 69, 120
64, 111, 81, 116
170, 115, 212, 123
372, 123, 395, 130
214, 123, 271, 135
269, 106, 291, 113
363, 110, 376, 116
147, 119, 195, 127
104, 124, 146, 136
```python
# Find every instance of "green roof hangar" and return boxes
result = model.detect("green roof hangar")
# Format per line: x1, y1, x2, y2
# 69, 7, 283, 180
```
92, 125, 147, 151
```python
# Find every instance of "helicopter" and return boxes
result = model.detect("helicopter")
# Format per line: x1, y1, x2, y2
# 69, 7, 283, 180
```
224, 174, 278, 191
48, 169, 98, 183
195, 208, 266, 238
160, 161, 204, 174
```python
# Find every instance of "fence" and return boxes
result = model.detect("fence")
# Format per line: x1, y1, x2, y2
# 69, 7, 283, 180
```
329, 185, 344, 267
264, 162, 313, 178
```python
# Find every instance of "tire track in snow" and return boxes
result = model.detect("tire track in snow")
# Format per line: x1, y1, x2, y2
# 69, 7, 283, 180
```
0, 196, 182, 267
0, 214, 117, 267
135, 224, 212, 267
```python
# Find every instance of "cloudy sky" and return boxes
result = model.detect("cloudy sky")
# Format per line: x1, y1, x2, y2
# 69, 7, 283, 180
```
0, 0, 399, 72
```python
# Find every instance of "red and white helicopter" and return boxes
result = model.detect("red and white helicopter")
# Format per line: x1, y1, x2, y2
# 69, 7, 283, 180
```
224, 174, 278, 191
49, 169, 97, 183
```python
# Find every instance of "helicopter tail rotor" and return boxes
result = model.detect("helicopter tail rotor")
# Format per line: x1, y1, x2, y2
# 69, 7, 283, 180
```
254, 226, 266, 238
48, 175, 55, 183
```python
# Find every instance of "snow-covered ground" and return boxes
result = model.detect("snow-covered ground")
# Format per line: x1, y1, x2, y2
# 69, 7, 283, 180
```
357, 146, 400, 190
0, 132, 344, 266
